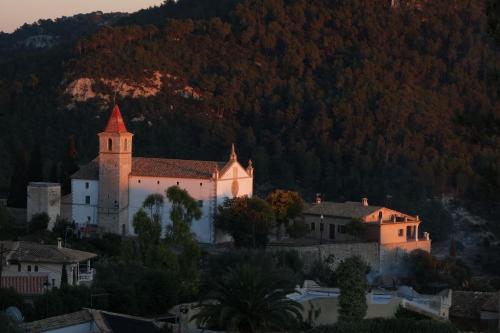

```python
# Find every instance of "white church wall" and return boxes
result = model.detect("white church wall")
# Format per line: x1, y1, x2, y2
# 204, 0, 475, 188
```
128, 176, 216, 243
71, 179, 99, 226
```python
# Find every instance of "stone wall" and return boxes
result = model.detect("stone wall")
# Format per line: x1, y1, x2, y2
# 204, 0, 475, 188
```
268, 242, 381, 272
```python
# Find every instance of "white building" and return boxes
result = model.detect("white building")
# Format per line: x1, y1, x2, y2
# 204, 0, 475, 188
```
70, 105, 254, 243
26, 182, 61, 231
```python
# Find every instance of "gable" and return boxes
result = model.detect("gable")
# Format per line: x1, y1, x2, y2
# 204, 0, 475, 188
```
218, 160, 250, 180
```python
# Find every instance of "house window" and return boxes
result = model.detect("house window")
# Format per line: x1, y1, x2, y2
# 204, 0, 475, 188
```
200, 182, 203, 186
108, 138, 113, 151
27, 265, 32, 272
176, 181, 180, 186
337, 225, 346, 233
85, 196, 90, 205
138, 179, 141, 183
157, 180, 160, 185
17, 264, 21, 272
398, 229, 404, 237
34, 265, 38, 272
52, 279, 55, 287
329, 224, 335, 239
87, 216, 91, 222
85, 182, 89, 189
310, 223, 316, 231
198, 200, 203, 208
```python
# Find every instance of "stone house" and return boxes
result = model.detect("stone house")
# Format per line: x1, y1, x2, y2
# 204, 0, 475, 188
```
1, 239, 97, 295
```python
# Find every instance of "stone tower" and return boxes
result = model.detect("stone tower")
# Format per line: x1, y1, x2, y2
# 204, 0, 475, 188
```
97, 105, 133, 235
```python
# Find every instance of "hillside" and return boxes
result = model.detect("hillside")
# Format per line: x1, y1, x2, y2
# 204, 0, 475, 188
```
0, 0, 499, 222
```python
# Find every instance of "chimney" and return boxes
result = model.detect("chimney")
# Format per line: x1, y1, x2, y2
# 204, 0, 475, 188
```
57, 237, 62, 249
315, 193, 322, 204
361, 197, 368, 206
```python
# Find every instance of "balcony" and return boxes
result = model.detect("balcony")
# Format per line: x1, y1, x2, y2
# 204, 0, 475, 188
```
78, 268, 95, 283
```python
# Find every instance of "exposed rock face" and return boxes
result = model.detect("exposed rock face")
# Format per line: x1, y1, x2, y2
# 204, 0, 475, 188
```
64, 71, 203, 105
64, 71, 164, 103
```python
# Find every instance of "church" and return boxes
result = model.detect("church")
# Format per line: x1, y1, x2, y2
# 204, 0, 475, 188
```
70, 105, 254, 243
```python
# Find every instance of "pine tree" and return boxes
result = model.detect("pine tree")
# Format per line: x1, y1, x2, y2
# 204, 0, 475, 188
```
7, 150, 28, 208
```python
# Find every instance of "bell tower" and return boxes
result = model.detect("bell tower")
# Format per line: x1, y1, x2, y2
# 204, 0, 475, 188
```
97, 105, 133, 235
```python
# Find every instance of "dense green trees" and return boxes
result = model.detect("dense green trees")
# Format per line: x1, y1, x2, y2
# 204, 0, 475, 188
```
215, 196, 275, 247
267, 189, 304, 239
0, 0, 498, 215
308, 318, 458, 333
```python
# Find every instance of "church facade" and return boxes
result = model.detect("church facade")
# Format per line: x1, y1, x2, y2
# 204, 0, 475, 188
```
70, 105, 253, 243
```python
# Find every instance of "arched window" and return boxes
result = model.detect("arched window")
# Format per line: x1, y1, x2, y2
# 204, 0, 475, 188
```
124, 138, 128, 151
378, 211, 383, 221
108, 138, 113, 151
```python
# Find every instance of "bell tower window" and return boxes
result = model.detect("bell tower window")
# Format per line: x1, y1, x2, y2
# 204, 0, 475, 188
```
108, 138, 113, 151
124, 138, 128, 152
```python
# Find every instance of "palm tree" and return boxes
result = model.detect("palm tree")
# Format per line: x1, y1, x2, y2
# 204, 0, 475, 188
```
192, 264, 303, 333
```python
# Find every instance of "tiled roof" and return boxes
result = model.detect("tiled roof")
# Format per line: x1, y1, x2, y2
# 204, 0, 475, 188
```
71, 158, 99, 180
72, 157, 227, 180
1, 275, 48, 296
132, 157, 225, 179
104, 105, 128, 133
450, 291, 499, 319
6, 241, 97, 264
23, 310, 93, 332
304, 201, 383, 219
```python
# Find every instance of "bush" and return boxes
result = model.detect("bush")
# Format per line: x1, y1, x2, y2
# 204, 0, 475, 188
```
28, 213, 49, 233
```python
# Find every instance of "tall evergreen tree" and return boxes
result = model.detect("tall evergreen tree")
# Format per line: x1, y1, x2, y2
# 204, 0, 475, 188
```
60, 136, 79, 195
28, 144, 44, 182
7, 150, 28, 208
336, 256, 369, 322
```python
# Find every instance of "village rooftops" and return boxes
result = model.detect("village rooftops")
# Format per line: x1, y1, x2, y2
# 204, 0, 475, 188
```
3, 241, 97, 264
71, 157, 227, 180
23, 309, 164, 333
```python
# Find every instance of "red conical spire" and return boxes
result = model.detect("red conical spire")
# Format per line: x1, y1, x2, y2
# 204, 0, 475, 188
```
104, 105, 128, 133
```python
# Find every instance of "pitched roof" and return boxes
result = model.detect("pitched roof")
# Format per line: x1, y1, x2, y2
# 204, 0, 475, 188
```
103, 105, 128, 133
1, 275, 48, 296
304, 201, 382, 219
450, 291, 499, 319
71, 158, 99, 180
6, 241, 97, 264
23, 310, 93, 333
132, 157, 225, 179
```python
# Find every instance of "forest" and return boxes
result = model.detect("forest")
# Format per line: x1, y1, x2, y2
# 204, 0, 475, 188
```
0, 0, 499, 223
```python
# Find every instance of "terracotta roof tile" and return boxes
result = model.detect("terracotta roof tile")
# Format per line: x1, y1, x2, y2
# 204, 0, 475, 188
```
131, 157, 225, 179
304, 201, 383, 219
72, 157, 227, 180
23, 310, 92, 332
71, 158, 99, 180
7, 241, 97, 264
104, 105, 128, 133
1, 275, 48, 296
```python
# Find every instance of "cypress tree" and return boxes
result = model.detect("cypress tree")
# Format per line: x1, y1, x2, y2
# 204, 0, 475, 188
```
337, 256, 368, 322
60, 136, 79, 195
28, 144, 44, 182
7, 150, 28, 208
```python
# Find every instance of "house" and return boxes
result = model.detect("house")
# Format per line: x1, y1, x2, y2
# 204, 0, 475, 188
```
0, 239, 97, 295
70, 105, 253, 243
450, 291, 500, 331
22, 309, 165, 333
269, 197, 431, 273
303, 197, 430, 250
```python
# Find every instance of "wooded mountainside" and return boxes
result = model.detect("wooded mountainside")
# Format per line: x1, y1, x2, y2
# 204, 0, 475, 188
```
0, 0, 499, 213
